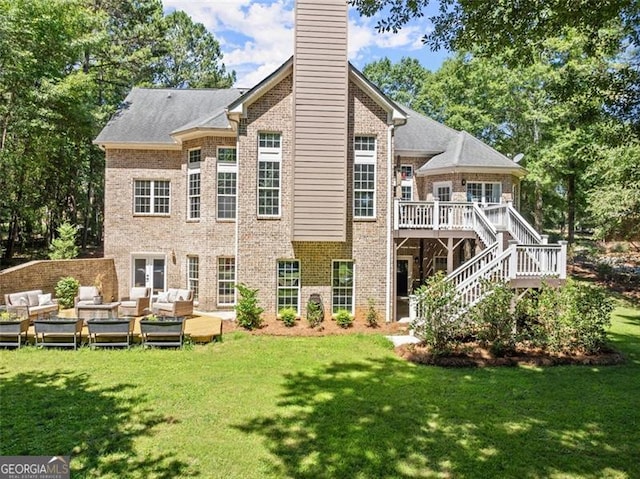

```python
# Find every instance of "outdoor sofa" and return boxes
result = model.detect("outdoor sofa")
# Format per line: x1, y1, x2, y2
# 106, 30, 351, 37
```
152, 288, 194, 317
4, 290, 59, 321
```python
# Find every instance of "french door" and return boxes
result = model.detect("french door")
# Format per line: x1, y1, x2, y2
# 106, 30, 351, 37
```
132, 255, 166, 294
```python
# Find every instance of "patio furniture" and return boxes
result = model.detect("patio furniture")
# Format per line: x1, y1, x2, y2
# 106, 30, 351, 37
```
152, 289, 194, 317
140, 316, 185, 348
87, 317, 135, 348
119, 287, 150, 316
33, 318, 84, 349
0, 318, 30, 348
76, 301, 121, 321
4, 290, 59, 322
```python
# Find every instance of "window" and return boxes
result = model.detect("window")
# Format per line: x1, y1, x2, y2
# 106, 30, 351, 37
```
434, 256, 448, 273
466, 182, 501, 204
332, 260, 354, 314
134, 180, 170, 215
433, 181, 452, 202
354, 136, 376, 218
400, 165, 413, 201
187, 256, 199, 301
277, 260, 300, 314
258, 133, 282, 217
187, 149, 201, 220
217, 147, 237, 220
218, 257, 235, 306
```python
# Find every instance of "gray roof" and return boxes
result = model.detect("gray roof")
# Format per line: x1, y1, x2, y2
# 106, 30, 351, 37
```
395, 105, 458, 154
94, 88, 245, 145
94, 83, 522, 177
417, 131, 525, 175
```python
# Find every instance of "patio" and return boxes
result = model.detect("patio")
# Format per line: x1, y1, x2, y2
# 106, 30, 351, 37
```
21, 309, 225, 346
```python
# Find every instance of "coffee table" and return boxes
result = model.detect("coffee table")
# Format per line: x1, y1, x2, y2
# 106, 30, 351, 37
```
76, 301, 121, 320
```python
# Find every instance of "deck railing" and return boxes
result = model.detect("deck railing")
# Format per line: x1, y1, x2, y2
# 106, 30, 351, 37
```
395, 201, 475, 230
483, 203, 543, 245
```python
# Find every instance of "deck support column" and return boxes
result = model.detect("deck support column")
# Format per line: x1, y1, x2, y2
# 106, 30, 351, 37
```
447, 237, 454, 274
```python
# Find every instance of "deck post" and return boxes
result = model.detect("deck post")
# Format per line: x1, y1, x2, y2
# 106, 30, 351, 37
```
508, 240, 519, 279
393, 198, 399, 230
558, 240, 568, 279
433, 200, 439, 230
541, 234, 549, 245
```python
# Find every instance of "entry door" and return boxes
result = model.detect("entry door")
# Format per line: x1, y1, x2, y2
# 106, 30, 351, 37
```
133, 256, 166, 294
396, 259, 409, 297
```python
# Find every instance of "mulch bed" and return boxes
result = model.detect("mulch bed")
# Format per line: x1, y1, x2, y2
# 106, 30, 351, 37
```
225, 317, 406, 337
396, 342, 626, 368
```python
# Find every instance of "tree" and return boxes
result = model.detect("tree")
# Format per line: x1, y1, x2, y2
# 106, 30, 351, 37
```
49, 223, 80, 259
362, 57, 429, 109
350, 0, 640, 130
154, 10, 235, 89
587, 136, 640, 248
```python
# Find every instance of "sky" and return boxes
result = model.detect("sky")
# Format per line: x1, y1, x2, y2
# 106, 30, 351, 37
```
163, 0, 450, 88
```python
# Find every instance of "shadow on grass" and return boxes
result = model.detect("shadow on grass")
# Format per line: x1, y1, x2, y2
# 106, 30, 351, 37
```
0, 368, 198, 478
237, 356, 640, 478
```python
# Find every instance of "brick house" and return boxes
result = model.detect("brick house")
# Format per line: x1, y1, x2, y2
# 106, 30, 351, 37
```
94, 0, 566, 322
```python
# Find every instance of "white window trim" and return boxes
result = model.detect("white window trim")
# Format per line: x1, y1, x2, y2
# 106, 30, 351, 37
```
400, 165, 414, 201
217, 257, 236, 306
466, 182, 502, 204
133, 179, 171, 216
354, 136, 376, 219
187, 256, 199, 303
187, 148, 202, 221
276, 259, 301, 315
217, 147, 238, 221
331, 259, 355, 315
433, 256, 448, 273
433, 181, 452, 202
257, 133, 282, 218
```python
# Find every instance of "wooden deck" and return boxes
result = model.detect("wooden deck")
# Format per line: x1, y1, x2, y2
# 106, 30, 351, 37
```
23, 310, 224, 345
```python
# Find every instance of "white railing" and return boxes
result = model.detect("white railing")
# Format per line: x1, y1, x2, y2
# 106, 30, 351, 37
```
446, 243, 499, 288
514, 244, 567, 279
482, 203, 542, 245
482, 204, 508, 229
396, 201, 475, 230
456, 248, 512, 311
409, 241, 568, 321
508, 205, 542, 245
471, 203, 498, 247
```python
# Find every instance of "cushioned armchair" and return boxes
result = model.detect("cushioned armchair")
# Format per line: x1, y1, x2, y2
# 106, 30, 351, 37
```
119, 287, 151, 317
74, 286, 100, 313
152, 288, 194, 317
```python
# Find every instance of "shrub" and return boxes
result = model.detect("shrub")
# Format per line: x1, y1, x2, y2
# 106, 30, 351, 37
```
365, 298, 379, 328
234, 283, 264, 330
522, 280, 613, 354
556, 280, 614, 354
469, 280, 516, 355
55, 276, 80, 309
411, 272, 461, 354
335, 309, 353, 328
306, 296, 324, 328
279, 307, 297, 327
49, 222, 79, 260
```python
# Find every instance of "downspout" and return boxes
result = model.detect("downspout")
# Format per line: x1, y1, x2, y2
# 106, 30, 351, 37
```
386, 124, 394, 323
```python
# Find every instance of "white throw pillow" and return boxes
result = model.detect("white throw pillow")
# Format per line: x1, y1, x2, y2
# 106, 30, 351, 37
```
157, 292, 169, 302
18, 297, 28, 306
38, 293, 52, 306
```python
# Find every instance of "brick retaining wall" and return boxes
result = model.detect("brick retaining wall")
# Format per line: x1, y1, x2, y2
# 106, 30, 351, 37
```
0, 259, 117, 304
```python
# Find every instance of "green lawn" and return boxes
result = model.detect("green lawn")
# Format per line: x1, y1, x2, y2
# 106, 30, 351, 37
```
1, 307, 639, 479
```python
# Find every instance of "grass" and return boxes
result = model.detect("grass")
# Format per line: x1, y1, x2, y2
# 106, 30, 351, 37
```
1, 308, 639, 479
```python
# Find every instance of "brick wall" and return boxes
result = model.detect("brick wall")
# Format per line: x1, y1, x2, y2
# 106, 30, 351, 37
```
0, 258, 117, 304
236, 74, 392, 321
104, 136, 236, 308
